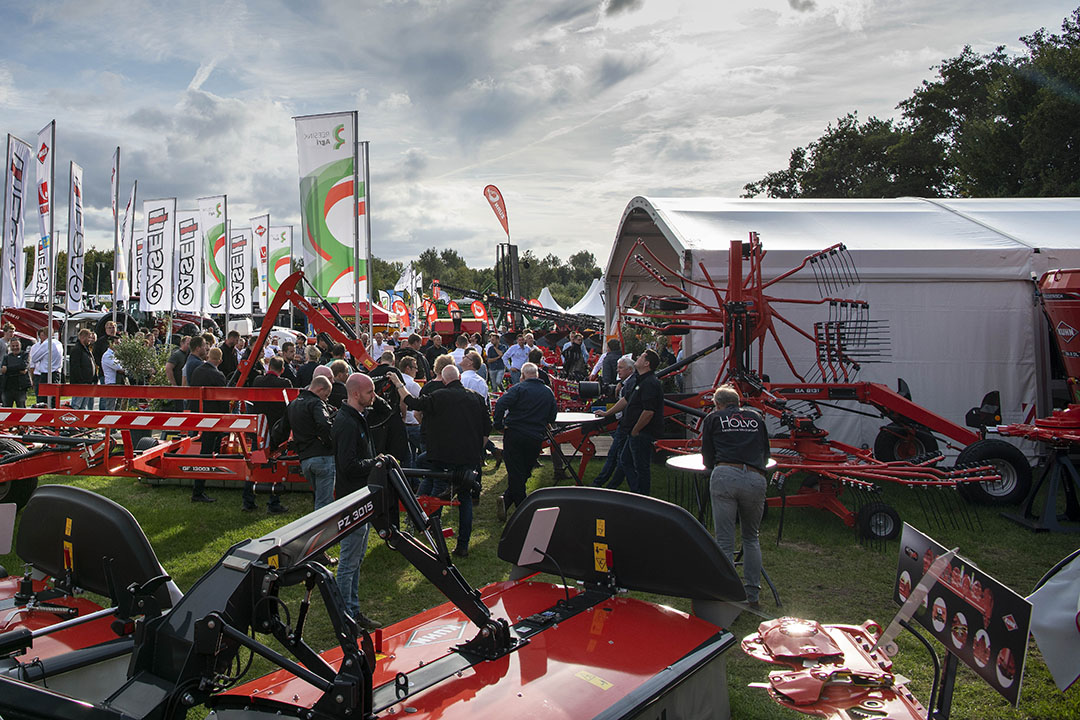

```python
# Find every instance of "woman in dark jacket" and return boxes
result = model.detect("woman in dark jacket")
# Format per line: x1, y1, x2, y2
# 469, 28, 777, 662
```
1, 338, 32, 407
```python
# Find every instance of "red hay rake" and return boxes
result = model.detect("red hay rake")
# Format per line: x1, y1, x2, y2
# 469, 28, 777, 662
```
596, 232, 1023, 541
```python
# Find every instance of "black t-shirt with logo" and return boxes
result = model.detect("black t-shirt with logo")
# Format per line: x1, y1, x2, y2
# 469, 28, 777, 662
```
701, 405, 770, 473
619, 370, 664, 437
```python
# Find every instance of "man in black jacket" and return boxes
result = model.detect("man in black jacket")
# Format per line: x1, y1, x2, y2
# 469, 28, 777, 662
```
218, 330, 241, 380
68, 328, 96, 410
332, 373, 380, 629
93, 319, 116, 384
287, 374, 336, 509
280, 341, 299, 385
390, 364, 490, 558
188, 346, 228, 503
493, 362, 557, 521
244, 356, 291, 513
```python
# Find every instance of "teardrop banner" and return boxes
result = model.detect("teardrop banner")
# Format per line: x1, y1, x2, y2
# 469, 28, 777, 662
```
483, 184, 509, 238
471, 300, 487, 323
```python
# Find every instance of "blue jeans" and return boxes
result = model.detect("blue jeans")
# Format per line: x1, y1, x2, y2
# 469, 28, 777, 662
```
405, 424, 423, 465
591, 427, 628, 489
418, 463, 475, 552
710, 465, 767, 603
302, 455, 337, 510
619, 431, 654, 495
70, 395, 93, 410
488, 368, 505, 391
100, 396, 117, 411
509, 369, 521, 385
336, 522, 371, 619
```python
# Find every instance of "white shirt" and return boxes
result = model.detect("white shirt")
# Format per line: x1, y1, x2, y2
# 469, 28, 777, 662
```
503, 343, 530, 371
29, 338, 64, 374
451, 347, 467, 366
403, 375, 422, 425
460, 369, 488, 399
102, 348, 125, 384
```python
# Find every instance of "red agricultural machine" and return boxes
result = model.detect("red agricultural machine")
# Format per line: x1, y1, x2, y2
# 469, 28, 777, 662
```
549, 233, 1031, 541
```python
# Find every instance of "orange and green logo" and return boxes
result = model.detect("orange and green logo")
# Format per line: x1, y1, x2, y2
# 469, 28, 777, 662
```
333, 124, 346, 150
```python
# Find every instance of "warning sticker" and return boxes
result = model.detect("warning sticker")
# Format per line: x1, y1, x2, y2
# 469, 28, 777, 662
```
63, 540, 74, 571
596, 519, 605, 537
65, 517, 72, 536
576, 670, 613, 690
267, 555, 279, 569
594, 542, 609, 573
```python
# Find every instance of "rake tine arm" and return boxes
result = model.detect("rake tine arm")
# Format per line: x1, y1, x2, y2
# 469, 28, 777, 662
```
761, 243, 848, 290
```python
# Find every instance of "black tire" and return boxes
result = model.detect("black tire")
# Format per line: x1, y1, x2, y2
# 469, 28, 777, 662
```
0, 438, 39, 508
135, 436, 161, 452
874, 424, 938, 462
178, 322, 200, 337
955, 439, 1032, 505
652, 296, 690, 312
857, 501, 901, 540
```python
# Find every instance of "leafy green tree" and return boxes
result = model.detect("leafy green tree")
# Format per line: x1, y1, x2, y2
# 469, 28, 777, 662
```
744, 8, 1080, 198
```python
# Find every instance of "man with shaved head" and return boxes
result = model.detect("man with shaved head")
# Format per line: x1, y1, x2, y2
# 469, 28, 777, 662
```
390, 363, 491, 558
332, 372, 379, 629
287, 373, 336, 509
493, 362, 557, 521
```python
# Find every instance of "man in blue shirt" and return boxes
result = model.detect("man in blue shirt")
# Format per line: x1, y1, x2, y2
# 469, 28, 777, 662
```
502, 334, 530, 385
492, 362, 557, 521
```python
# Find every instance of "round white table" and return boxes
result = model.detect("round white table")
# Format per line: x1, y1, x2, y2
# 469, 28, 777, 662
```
665, 453, 777, 474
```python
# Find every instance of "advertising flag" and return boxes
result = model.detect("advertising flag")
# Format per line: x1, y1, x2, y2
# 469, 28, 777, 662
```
294, 111, 362, 302
251, 213, 270, 311
424, 299, 437, 325
199, 195, 227, 313
140, 198, 176, 312
3, 135, 31, 309
268, 225, 292, 296
115, 181, 136, 304
471, 300, 488, 324
174, 209, 201, 312
65, 162, 86, 313
391, 298, 410, 328
483, 184, 509, 237
31, 122, 54, 305
131, 232, 144, 299
228, 226, 253, 316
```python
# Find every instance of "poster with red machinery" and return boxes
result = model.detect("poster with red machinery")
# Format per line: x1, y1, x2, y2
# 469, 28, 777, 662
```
893, 524, 1031, 706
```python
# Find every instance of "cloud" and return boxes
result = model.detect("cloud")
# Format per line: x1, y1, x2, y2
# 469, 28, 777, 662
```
788, 0, 816, 11
604, 0, 644, 16
188, 60, 217, 91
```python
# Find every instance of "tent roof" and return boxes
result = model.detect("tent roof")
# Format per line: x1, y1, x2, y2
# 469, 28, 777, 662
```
537, 287, 565, 313
606, 196, 1080, 286
566, 277, 605, 317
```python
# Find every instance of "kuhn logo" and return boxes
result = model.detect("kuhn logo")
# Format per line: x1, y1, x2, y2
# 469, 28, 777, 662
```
37, 143, 48, 163
406, 622, 467, 647
486, 187, 501, 203
1057, 321, 1078, 343
59, 413, 79, 424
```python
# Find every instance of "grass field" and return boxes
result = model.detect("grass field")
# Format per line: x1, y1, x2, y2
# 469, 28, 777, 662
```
2, 456, 1078, 719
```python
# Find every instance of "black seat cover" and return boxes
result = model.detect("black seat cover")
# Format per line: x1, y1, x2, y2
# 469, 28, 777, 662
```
17, 485, 174, 608
498, 486, 745, 602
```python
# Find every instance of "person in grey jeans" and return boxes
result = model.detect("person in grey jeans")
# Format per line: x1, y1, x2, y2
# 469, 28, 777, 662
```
700, 384, 770, 608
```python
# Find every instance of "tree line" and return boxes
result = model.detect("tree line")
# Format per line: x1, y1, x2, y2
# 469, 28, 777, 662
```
743, 9, 1080, 199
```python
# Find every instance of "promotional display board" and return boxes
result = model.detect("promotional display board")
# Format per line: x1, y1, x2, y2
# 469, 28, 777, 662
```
228, 226, 253, 316
251, 213, 269, 311
30, 122, 54, 306
294, 111, 363, 302
66, 162, 85, 313
268, 225, 293, 298
894, 524, 1031, 705
2, 135, 31, 309
139, 199, 176, 312
174, 209, 201, 312
199, 195, 227, 313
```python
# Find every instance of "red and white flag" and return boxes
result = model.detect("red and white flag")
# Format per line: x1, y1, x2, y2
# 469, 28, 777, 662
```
471, 300, 488, 323
483, 184, 509, 237
251, 213, 270, 311
31, 122, 54, 305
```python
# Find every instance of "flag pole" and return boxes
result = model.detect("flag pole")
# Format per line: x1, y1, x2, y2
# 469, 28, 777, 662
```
363, 140, 373, 343
351, 127, 361, 342
112, 147, 119, 326
44, 128, 57, 386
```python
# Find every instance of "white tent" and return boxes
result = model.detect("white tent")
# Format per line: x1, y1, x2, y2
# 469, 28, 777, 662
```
537, 287, 565, 313
604, 196, 1080, 452
566, 277, 605, 317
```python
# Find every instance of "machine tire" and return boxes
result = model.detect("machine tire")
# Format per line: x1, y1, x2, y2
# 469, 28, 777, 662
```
178, 322, 200, 337
857, 501, 901, 541
652, 296, 690, 312
874, 424, 938, 462
955, 439, 1032, 505
0, 438, 39, 508
135, 436, 160, 452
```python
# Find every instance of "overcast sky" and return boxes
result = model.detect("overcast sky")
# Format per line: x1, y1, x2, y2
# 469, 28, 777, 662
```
1, 0, 1076, 271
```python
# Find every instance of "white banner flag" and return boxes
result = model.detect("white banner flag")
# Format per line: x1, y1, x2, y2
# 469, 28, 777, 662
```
31, 123, 54, 305
2, 135, 31, 309
294, 111, 361, 302
174, 209, 201, 312
65, 162, 86, 313
199, 195, 227, 313
140, 198, 176, 312
115, 181, 136, 305
228, 225, 253, 316
268, 225, 293, 299
251, 213, 270, 311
